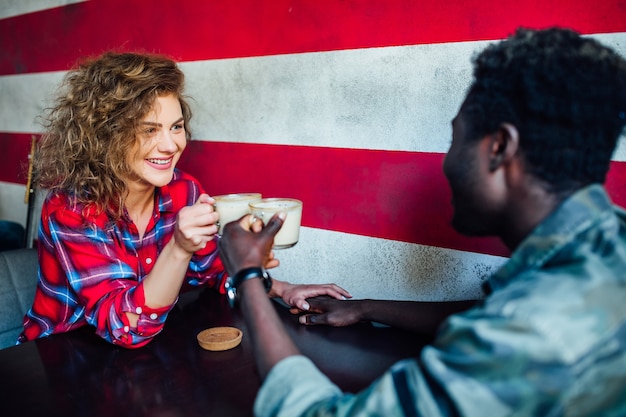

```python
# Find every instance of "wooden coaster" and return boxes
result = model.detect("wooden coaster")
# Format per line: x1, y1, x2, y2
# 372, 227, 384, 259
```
197, 327, 243, 351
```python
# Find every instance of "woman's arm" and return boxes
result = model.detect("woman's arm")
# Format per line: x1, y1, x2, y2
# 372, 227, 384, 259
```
137, 194, 219, 318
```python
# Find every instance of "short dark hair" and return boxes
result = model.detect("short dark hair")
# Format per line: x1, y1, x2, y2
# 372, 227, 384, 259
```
462, 27, 626, 192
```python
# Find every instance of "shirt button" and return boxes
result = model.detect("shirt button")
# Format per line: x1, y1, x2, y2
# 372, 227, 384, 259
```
135, 307, 143, 315
150, 313, 158, 320
146, 257, 153, 264
124, 326, 130, 333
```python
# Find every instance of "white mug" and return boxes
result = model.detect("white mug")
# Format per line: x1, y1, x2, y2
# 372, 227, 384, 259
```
213, 193, 262, 235
249, 198, 303, 249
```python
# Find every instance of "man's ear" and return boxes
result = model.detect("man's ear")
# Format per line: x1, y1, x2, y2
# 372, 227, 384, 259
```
488, 122, 519, 171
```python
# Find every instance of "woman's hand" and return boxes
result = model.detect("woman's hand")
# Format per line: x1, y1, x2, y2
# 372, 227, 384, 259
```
264, 249, 280, 270
271, 280, 352, 311
174, 194, 219, 254
292, 296, 362, 326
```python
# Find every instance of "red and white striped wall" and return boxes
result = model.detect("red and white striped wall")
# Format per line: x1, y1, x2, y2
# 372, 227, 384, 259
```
1, 0, 625, 300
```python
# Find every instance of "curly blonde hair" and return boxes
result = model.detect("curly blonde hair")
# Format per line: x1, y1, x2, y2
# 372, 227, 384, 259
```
34, 51, 193, 219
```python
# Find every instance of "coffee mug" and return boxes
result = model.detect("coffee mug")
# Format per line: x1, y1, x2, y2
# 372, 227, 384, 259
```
248, 198, 303, 249
213, 193, 262, 235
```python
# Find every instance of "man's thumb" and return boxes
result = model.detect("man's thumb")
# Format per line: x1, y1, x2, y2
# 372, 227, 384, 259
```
262, 212, 286, 238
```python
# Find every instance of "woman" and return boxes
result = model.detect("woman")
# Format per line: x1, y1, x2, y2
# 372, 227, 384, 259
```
18, 51, 350, 348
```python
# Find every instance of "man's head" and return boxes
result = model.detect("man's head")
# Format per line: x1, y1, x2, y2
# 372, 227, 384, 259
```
457, 27, 626, 192
443, 27, 626, 243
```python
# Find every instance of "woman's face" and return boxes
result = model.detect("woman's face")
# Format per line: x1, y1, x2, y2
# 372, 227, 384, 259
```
127, 93, 187, 191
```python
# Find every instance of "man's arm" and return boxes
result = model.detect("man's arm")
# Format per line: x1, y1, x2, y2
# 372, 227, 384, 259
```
298, 297, 477, 334
218, 212, 300, 379
239, 277, 300, 379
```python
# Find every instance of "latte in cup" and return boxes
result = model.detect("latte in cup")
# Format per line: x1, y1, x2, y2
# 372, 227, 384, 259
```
249, 198, 303, 249
213, 193, 262, 235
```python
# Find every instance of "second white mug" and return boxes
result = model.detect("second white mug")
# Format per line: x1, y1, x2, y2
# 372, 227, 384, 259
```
249, 198, 303, 249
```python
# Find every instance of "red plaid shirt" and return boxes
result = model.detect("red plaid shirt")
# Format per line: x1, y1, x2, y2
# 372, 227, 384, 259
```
19, 170, 225, 348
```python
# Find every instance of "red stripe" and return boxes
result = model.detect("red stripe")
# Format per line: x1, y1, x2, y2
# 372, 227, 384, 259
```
1, 0, 625, 75
2, 134, 625, 257
179, 141, 512, 257
179, 141, 626, 258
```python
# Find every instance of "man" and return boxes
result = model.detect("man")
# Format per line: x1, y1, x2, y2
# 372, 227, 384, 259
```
218, 28, 626, 416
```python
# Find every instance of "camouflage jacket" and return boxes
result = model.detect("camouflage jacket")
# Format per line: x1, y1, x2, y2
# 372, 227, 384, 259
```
255, 184, 626, 417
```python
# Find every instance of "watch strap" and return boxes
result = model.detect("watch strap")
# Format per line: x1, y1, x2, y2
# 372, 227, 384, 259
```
225, 267, 272, 308
230, 267, 271, 290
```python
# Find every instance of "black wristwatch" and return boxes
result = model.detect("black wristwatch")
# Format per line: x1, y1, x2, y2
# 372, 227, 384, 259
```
225, 267, 273, 308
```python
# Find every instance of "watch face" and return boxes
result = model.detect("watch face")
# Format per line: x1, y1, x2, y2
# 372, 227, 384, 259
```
226, 287, 237, 308
262, 272, 272, 292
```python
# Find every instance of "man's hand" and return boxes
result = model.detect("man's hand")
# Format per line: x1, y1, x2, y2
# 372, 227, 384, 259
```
294, 297, 478, 333
218, 212, 285, 277
292, 296, 363, 326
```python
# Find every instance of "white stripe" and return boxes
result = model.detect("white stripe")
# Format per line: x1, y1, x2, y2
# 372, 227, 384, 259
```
0, 70, 65, 133
0, 0, 87, 21
2, 33, 625, 160
272, 226, 507, 301
184, 32, 626, 160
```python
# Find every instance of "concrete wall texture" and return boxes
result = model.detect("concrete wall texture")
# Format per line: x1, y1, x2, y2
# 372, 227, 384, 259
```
1, 0, 625, 301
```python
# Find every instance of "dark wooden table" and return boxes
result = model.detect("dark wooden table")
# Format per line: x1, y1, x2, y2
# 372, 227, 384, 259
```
0, 288, 431, 417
